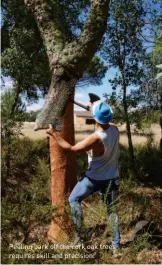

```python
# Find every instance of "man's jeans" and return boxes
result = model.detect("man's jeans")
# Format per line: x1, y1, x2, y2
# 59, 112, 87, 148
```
69, 176, 120, 247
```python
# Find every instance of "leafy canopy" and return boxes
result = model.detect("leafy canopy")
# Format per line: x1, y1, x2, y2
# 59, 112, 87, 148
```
1, 0, 107, 102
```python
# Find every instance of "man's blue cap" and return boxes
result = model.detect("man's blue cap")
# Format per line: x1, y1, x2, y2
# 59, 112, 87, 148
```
92, 101, 113, 124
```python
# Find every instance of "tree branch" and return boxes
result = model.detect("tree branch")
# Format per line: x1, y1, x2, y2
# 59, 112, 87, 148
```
24, 0, 66, 67
59, 0, 110, 75
138, 32, 156, 44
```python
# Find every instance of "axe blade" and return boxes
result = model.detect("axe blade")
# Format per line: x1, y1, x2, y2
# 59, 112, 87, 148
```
88, 93, 100, 103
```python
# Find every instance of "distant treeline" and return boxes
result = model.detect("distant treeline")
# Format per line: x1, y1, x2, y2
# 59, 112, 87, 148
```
23, 109, 41, 122
23, 109, 161, 125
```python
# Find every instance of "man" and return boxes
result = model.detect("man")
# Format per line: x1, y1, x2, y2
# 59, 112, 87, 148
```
46, 100, 120, 252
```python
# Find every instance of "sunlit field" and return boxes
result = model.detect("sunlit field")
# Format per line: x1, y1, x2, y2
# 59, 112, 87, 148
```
21, 122, 161, 145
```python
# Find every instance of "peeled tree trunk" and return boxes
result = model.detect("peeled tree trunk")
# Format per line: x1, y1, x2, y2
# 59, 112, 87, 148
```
24, 0, 110, 241
48, 81, 77, 241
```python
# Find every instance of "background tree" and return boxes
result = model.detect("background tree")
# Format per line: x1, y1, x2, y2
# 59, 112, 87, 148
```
153, 33, 162, 150
1, 89, 26, 183
102, 0, 148, 164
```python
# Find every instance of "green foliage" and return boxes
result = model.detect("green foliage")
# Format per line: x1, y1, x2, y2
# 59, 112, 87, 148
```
1, 137, 51, 247
102, 0, 149, 161
103, 0, 146, 88
1, 89, 27, 188
23, 110, 41, 122
1, 0, 107, 104
135, 139, 162, 185
119, 139, 162, 186
1, 138, 162, 264
130, 110, 161, 130
2, 0, 51, 101
155, 35, 162, 55
1, 89, 25, 138
104, 86, 161, 131
76, 153, 88, 179
78, 56, 108, 87
1, 89, 51, 246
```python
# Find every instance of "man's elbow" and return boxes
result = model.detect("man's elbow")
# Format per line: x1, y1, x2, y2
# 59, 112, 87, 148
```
71, 146, 84, 153
70, 145, 77, 152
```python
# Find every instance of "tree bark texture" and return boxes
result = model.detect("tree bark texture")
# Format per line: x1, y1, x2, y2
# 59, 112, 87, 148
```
35, 68, 77, 130
24, 0, 110, 130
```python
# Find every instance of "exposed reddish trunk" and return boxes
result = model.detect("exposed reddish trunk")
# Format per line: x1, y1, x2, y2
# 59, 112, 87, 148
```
48, 95, 77, 242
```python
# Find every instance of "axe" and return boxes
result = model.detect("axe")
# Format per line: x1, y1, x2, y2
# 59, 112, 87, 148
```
51, 93, 100, 131
70, 93, 100, 111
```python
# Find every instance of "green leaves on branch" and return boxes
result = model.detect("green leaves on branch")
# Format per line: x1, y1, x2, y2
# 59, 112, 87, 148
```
78, 56, 108, 87
1, 89, 26, 140
1, 0, 108, 102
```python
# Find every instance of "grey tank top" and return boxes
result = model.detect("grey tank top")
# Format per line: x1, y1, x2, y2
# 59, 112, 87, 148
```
85, 125, 120, 180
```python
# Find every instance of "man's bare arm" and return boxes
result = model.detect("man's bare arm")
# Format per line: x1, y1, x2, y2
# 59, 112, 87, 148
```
48, 130, 99, 152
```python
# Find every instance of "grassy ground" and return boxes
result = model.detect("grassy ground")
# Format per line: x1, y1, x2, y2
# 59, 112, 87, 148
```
81, 179, 162, 264
2, 124, 162, 264
5, 179, 161, 264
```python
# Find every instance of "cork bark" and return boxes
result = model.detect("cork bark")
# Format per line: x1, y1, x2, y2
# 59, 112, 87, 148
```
34, 68, 77, 130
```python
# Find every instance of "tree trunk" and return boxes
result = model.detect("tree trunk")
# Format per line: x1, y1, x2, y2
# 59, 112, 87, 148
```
121, 74, 135, 162
47, 76, 77, 242
123, 97, 135, 162
160, 93, 162, 153
24, 0, 110, 242
35, 69, 77, 130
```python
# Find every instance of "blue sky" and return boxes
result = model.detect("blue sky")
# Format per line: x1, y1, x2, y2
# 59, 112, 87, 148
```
74, 67, 118, 110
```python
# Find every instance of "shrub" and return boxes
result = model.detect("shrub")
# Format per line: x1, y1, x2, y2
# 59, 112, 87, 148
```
119, 140, 162, 187
1, 137, 52, 254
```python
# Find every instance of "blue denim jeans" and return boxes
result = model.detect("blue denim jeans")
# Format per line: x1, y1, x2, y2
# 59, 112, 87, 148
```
69, 176, 120, 247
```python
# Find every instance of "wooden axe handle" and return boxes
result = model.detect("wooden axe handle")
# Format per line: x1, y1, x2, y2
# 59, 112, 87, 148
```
70, 99, 90, 111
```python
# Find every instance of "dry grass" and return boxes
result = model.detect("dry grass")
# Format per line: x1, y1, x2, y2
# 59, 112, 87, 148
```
82, 180, 162, 264
21, 122, 161, 145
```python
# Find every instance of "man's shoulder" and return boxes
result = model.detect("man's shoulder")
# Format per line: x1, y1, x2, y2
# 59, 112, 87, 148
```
86, 132, 101, 145
90, 132, 100, 140
85, 132, 100, 143
109, 123, 119, 131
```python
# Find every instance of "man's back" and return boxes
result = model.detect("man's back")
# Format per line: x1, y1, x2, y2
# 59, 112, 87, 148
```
86, 125, 120, 180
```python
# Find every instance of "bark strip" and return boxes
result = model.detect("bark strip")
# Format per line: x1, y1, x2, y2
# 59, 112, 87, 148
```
34, 68, 77, 130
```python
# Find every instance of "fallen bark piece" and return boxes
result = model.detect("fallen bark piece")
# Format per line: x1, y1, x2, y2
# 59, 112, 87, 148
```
128, 220, 149, 242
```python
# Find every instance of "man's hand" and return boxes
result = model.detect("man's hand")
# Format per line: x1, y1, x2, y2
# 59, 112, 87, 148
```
46, 124, 55, 136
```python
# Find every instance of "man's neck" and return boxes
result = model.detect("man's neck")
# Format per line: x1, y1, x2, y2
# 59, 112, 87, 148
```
97, 123, 110, 131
